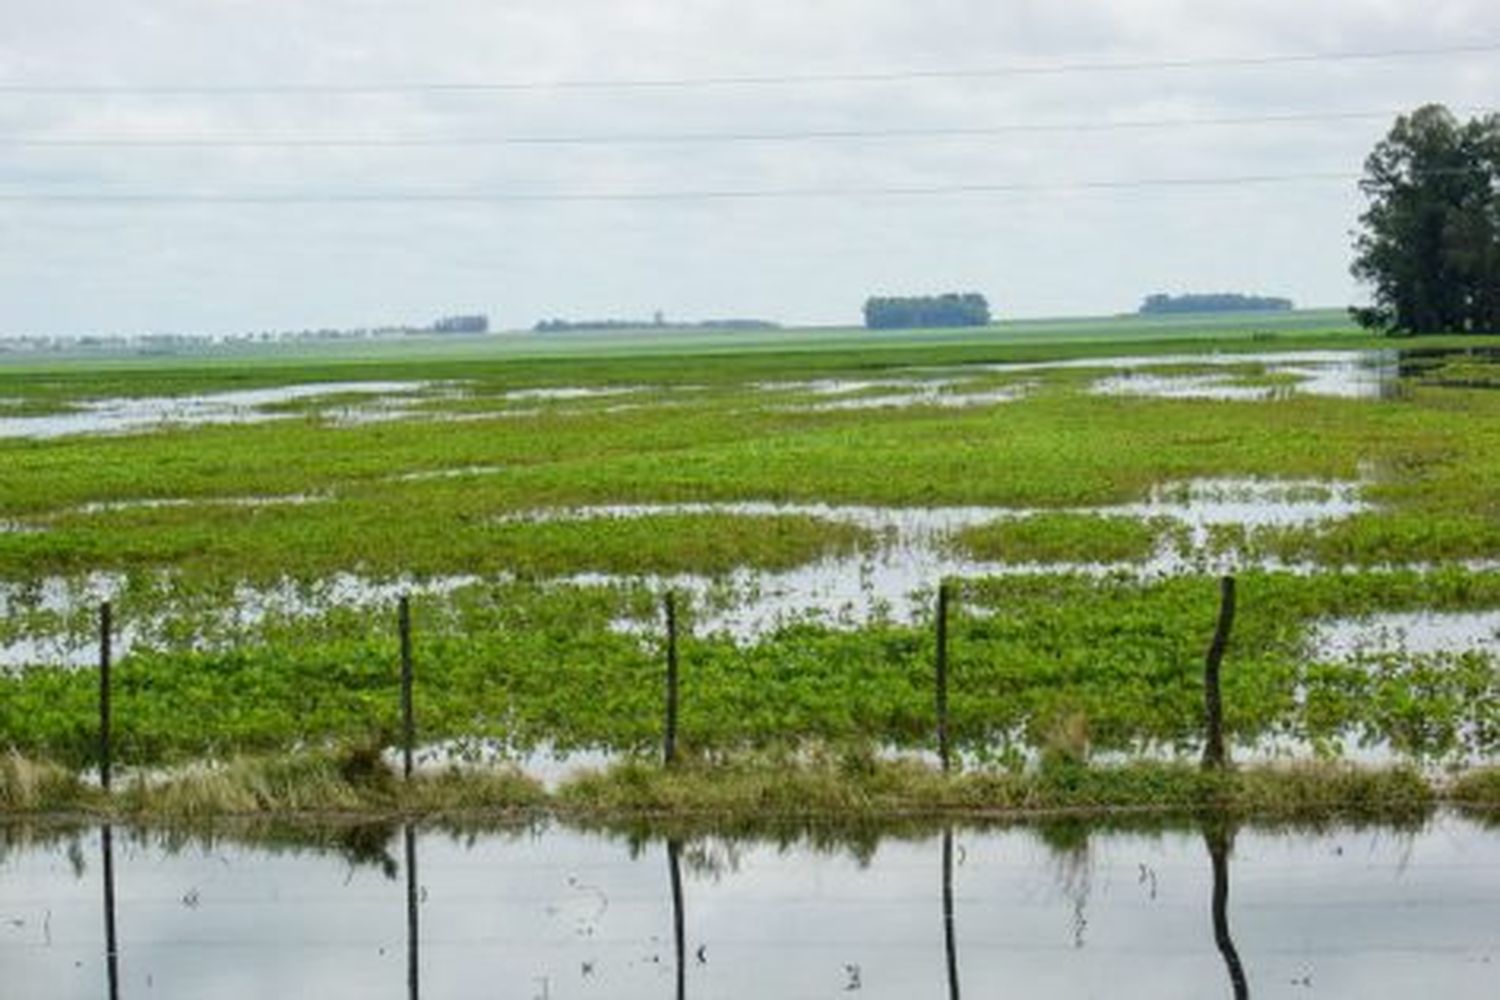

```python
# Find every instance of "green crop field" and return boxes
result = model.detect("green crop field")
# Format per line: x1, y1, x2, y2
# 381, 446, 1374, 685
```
2, 311, 1499, 786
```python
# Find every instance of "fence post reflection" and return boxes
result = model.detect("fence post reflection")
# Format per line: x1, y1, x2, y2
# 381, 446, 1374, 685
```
1205, 824, 1249, 999
101, 823, 120, 1000
406, 823, 420, 1000
942, 827, 961, 1000
668, 838, 686, 1000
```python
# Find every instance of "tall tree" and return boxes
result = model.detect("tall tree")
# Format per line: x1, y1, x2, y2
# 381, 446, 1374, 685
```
1351, 105, 1500, 334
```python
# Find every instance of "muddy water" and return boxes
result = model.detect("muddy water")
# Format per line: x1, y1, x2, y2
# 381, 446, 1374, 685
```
1, 814, 1495, 999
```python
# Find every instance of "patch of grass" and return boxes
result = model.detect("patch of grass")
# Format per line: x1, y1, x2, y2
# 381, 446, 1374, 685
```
948, 513, 1177, 564
554, 752, 1437, 824
1448, 766, 1500, 805
0, 753, 93, 812
118, 749, 546, 821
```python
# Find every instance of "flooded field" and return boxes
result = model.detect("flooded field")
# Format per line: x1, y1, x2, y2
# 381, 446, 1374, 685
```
0, 382, 445, 440
4, 346, 1491, 443
2, 813, 1496, 998
0, 476, 1407, 662
1, 335, 1497, 769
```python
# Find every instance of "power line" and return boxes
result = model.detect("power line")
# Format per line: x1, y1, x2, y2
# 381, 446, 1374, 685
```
6, 108, 1490, 148
0, 171, 1368, 204
0, 42, 1495, 95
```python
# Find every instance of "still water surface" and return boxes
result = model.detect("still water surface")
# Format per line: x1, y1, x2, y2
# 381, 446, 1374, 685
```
2, 813, 1496, 998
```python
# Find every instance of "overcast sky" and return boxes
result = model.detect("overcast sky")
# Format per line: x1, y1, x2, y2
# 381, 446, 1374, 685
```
1, 1, 1496, 336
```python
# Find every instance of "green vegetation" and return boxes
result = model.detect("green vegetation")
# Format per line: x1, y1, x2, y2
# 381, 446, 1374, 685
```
0, 570, 1496, 769
948, 513, 1178, 564
1, 319, 1497, 808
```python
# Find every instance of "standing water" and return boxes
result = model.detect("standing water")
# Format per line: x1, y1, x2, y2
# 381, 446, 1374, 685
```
1, 813, 1496, 998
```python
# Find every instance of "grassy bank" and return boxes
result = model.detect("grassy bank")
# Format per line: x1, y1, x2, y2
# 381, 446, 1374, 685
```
0, 747, 1477, 826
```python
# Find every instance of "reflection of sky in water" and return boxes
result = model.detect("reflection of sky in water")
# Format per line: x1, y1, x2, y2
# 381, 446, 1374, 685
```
0, 381, 447, 440
11, 477, 1494, 667
0, 348, 1442, 443
522, 479, 1370, 640
1310, 610, 1500, 660
2, 815, 1497, 999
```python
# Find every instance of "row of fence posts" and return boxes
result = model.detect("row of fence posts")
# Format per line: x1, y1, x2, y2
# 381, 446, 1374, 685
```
84, 575, 1239, 785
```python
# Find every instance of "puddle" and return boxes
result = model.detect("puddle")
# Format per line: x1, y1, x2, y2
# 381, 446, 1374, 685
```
66, 493, 328, 517
785, 384, 1030, 412
386, 465, 506, 483
1, 478, 1368, 666
509, 479, 1369, 640
0, 381, 446, 440
752, 351, 1406, 411
1092, 371, 1290, 401
389, 739, 620, 792
980, 349, 1403, 400
1, 815, 1495, 999
501, 386, 644, 402
0, 571, 485, 670
1309, 610, 1500, 661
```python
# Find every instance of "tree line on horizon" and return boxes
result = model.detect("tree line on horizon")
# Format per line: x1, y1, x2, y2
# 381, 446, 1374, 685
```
863, 293, 991, 330
1139, 293, 1293, 315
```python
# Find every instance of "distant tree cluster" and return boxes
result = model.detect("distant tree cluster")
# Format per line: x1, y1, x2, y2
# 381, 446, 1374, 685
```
432, 314, 489, 334
533, 316, 779, 332
862, 293, 991, 330
1351, 104, 1500, 334
1139, 293, 1293, 315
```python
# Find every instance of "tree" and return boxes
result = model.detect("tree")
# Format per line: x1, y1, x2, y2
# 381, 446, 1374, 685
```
862, 293, 991, 329
1351, 105, 1500, 334
1139, 293, 1292, 315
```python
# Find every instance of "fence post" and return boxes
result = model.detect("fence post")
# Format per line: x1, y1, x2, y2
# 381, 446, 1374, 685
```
399, 595, 415, 781
935, 581, 952, 774
1201, 576, 1236, 771
664, 592, 679, 768
98, 601, 112, 792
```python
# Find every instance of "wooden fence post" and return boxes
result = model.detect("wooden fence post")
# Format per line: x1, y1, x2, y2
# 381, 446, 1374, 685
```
664, 592, 679, 767
1201, 576, 1236, 770
98, 601, 112, 792
399, 595, 415, 781
935, 581, 952, 774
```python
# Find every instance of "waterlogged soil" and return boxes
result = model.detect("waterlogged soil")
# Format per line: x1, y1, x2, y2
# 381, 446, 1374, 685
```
0, 348, 1464, 443
2, 341, 1498, 769
1, 814, 1496, 999
0, 382, 446, 440
519, 478, 1371, 638
0, 477, 1375, 662
1310, 610, 1500, 660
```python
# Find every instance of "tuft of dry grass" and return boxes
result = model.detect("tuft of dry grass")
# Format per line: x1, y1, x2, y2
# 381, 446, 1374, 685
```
0, 745, 1459, 826
0, 752, 93, 813
1448, 766, 1500, 806
119, 747, 546, 821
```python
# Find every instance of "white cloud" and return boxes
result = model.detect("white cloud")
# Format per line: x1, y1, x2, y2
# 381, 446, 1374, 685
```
0, 1, 1496, 334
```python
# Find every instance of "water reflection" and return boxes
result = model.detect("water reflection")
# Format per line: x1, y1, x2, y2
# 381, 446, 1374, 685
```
101, 823, 119, 1000
668, 839, 685, 1000
17, 812, 1494, 998
942, 828, 960, 1000
405, 824, 419, 1000
1205, 824, 1250, 999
